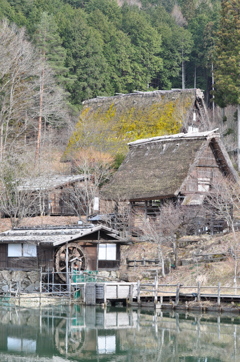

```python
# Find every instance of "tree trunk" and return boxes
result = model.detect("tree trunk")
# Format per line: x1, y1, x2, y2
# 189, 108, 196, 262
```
194, 65, 196, 89
182, 60, 185, 90
158, 244, 165, 277
238, 104, 240, 171
211, 62, 215, 122
173, 240, 179, 269
35, 68, 45, 166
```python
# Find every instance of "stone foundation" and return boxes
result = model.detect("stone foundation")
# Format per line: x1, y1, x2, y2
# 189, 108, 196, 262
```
0, 270, 40, 294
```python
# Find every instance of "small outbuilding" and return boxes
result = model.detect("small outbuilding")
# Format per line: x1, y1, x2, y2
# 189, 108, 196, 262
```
16, 174, 90, 216
0, 224, 131, 281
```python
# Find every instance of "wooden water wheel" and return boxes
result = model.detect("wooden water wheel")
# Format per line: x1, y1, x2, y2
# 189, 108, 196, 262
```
55, 318, 85, 356
55, 242, 86, 282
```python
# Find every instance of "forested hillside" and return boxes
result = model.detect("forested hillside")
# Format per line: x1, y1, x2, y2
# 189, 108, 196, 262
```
0, 0, 221, 111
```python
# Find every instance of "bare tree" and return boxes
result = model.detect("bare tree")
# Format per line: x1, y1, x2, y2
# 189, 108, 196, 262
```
0, 19, 70, 166
205, 176, 240, 287
61, 150, 114, 219
0, 20, 39, 160
0, 155, 45, 227
141, 201, 203, 276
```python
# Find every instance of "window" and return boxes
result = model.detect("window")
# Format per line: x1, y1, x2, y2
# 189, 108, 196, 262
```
8, 337, 36, 353
98, 335, 116, 354
198, 177, 210, 192
197, 168, 212, 192
99, 244, 116, 260
8, 244, 37, 257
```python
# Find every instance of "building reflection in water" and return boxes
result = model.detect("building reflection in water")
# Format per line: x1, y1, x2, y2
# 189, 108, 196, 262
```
0, 304, 239, 361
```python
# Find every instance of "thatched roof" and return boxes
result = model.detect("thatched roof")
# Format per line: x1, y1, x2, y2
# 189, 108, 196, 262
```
100, 130, 238, 201
63, 88, 209, 159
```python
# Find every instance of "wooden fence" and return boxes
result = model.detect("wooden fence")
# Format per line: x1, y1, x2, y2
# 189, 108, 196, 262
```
136, 278, 240, 307
126, 258, 160, 268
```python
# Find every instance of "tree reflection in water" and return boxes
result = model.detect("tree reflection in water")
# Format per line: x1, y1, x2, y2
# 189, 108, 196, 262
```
0, 304, 239, 361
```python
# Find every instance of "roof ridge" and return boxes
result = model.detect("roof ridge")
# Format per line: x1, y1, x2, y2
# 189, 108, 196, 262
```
128, 129, 219, 147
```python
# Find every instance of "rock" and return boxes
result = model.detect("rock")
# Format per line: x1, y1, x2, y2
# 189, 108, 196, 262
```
12, 270, 27, 282
119, 272, 129, 282
34, 281, 40, 290
98, 271, 110, 279
27, 271, 39, 284
181, 259, 194, 266
25, 284, 36, 293
2, 285, 9, 293
109, 271, 119, 280
1, 271, 12, 282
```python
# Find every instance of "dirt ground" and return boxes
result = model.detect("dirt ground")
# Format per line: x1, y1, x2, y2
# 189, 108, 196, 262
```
120, 232, 240, 288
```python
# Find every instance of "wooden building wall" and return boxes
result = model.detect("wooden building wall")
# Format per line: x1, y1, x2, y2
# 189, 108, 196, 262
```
0, 244, 54, 271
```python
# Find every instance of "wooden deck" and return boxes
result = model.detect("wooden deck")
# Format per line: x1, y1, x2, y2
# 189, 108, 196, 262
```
72, 279, 240, 310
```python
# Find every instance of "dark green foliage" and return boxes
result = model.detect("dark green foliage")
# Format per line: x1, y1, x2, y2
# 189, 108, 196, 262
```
224, 128, 234, 136
113, 153, 126, 170
214, 0, 240, 107
1, 0, 222, 107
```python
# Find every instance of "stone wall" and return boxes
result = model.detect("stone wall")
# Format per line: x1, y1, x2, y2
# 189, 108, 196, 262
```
0, 270, 40, 294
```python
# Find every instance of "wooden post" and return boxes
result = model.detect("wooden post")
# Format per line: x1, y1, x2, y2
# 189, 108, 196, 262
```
66, 243, 69, 291
160, 295, 163, 305
40, 267, 42, 294
128, 284, 133, 305
137, 280, 141, 305
175, 283, 180, 306
103, 283, 107, 306
40, 268, 42, 306
83, 283, 86, 304
197, 282, 201, 302
154, 276, 158, 305
217, 283, 221, 306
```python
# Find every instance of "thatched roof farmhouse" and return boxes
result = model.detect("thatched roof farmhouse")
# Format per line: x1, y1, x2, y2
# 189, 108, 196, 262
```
63, 88, 210, 158
100, 129, 238, 234
101, 129, 238, 202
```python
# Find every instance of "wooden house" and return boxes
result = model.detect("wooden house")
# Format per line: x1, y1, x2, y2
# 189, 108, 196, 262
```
0, 225, 131, 279
100, 129, 239, 234
16, 174, 90, 216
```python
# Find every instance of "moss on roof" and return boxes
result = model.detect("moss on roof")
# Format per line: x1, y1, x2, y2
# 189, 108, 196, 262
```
63, 89, 200, 159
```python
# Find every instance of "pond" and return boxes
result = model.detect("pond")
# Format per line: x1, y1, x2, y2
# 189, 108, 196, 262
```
0, 303, 239, 361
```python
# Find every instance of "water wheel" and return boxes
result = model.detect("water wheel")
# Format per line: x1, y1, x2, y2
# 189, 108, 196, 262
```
55, 242, 86, 282
55, 318, 85, 356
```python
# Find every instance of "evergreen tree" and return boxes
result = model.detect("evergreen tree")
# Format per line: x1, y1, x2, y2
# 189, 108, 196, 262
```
58, 8, 111, 103
33, 12, 68, 85
121, 5, 162, 90
88, 9, 134, 93
214, 0, 240, 168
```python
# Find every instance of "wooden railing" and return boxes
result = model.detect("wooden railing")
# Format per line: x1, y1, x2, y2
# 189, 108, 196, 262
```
137, 279, 240, 306
126, 257, 160, 268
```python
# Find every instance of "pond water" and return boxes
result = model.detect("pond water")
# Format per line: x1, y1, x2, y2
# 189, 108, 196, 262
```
0, 303, 239, 361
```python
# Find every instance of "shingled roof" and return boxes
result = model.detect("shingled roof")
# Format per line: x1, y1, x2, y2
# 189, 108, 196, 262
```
100, 130, 238, 201
0, 225, 128, 246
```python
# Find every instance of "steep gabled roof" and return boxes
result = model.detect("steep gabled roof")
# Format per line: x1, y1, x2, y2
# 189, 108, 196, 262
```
63, 88, 209, 159
100, 130, 238, 201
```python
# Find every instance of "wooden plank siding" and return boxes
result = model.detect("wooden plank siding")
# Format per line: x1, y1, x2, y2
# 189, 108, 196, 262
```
0, 244, 7, 269
0, 245, 55, 270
